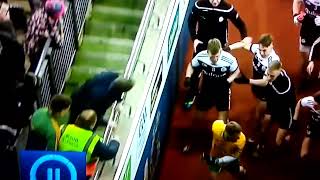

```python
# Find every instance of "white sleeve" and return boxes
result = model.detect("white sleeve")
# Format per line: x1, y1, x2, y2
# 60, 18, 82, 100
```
301, 96, 316, 108
191, 55, 200, 67
274, 54, 280, 62
229, 58, 239, 72
250, 44, 259, 54
264, 68, 268, 76
269, 53, 280, 63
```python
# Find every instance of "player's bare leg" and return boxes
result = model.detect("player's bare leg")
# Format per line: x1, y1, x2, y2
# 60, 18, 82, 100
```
300, 137, 311, 159
218, 111, 228, 123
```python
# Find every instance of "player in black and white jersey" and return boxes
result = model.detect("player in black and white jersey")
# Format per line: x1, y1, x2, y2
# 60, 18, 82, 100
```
293, 91, 320, 159
292, 0, 320, 79
228, 34, 281, 154
184, 0, 247, 110
182, 38, 240, 152
185, 38, 240, 123
188, 0, 247, 53
245, 61, 297, 150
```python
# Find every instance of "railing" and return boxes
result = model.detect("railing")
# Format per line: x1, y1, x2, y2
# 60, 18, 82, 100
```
93, 0, 157, 179
34, 38, 53, 107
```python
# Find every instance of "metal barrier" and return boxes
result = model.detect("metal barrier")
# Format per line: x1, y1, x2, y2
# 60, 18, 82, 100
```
34, 38, 53, 107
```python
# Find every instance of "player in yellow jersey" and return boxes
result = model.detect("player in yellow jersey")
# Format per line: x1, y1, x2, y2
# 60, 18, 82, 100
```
202, 120, 246, 178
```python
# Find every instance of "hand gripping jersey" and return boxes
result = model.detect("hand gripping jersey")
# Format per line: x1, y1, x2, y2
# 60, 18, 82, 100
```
301, 96, 320, 124
250, 44, 280, 79
191, 50, 238, 80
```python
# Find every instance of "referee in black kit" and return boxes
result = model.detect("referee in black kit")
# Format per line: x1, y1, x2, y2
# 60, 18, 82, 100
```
183, 38, 240, 152
245, 61, 297, 152
183, 0, 248, 110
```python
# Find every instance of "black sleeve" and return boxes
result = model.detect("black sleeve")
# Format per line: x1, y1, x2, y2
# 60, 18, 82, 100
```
277, 74, 291, 93
272, 73, 296, 105
91, 141, 118, 161
14, 43, 26, 83
188, 3, 200, 41
227, 7, 247, 39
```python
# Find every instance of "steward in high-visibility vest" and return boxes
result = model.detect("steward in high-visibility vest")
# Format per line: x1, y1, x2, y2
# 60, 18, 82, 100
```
59, 124, 101, 162
58, 109, 120, 176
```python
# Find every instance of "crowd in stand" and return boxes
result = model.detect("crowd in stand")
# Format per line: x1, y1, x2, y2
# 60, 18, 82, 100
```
0, 0, 134, 179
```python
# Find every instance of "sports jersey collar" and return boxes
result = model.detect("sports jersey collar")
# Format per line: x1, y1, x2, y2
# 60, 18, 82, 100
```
195, 1, 233, 12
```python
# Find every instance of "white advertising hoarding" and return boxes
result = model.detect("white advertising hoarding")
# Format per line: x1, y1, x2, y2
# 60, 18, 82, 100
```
115, 0, 190, 179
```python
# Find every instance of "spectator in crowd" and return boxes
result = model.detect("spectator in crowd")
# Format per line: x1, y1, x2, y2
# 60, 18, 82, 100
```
27, 94, 71, 150
59, 109, 120, 178
28, 0, 44, 12
0, 2, 15, 38
25, 0, 65, 72
69, 71, 134, 127
1, 1, 28, 34
1, 3, 29, 129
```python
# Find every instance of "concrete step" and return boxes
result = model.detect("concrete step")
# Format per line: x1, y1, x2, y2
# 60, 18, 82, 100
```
91, 5, 143, 25
85, 20, 139, 39
80, 36, 133, 54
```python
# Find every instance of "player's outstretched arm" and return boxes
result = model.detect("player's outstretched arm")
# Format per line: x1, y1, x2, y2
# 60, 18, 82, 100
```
229, 37, 253, 51
249, 76, 269, 87
293, 99, 302, 121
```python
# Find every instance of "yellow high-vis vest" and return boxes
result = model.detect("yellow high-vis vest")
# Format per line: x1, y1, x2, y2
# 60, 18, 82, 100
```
59, 124, 101, 162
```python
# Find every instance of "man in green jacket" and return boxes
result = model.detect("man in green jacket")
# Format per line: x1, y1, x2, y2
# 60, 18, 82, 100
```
28, 94, 71, 150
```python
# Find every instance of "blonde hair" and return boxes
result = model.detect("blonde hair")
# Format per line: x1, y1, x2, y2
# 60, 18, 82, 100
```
207, 38, 222, 55
268, 60, 282, 71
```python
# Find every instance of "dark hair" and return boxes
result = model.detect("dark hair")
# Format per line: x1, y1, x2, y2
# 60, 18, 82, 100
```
225, 121, 242, 137
313, 91, 320, 104
75, 109, 97, 130
258, 34, 273, 47
111, 77, 135, 93
49, 94, 71, 114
